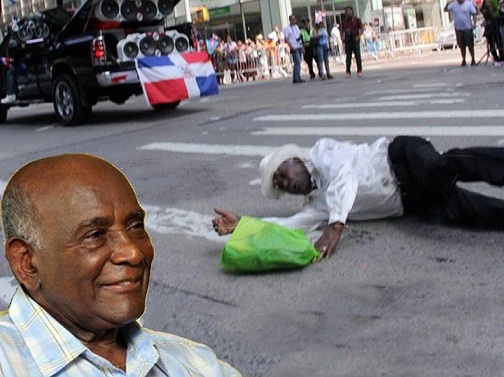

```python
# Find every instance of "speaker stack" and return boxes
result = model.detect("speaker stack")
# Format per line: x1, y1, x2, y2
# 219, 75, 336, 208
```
116, 31, 189, 61
13, 18, 51, 42
94, 0, 176, 22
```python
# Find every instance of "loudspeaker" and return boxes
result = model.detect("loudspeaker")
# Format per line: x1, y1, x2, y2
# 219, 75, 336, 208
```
123, 40, 140, 58
158, 34, 174, 54
120, 0, 138, 21
17, 25, 33, 42
117, 31, 189, 62
34, 22, 50, 39
164, 30, 189, 53
140, 0, 157, 21
139, 34, 156, 56
95, 0, 175, 22
156, 0, 175, 16
94, 0, 120, 21
117, 32, 142, 61
175, 34, 189, 52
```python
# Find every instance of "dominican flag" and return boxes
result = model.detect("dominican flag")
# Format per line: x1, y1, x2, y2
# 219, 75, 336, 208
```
135, 51, 218, 106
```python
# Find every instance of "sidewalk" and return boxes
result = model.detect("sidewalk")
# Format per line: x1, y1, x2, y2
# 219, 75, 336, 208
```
220, 43, 495, 87
322, 43, 490, 74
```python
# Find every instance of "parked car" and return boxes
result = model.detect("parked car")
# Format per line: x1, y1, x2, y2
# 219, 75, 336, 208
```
0, 0, 192, 125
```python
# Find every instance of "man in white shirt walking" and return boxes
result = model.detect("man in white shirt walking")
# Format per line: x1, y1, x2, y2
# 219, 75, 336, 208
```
213, 136, 504, 258
283, 14, 305, 83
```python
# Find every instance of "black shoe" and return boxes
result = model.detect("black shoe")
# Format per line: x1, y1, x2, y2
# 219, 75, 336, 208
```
293, 80, 306, 84
461, 61, 467, 66
471, 60, 476, 66
310, 74, 316, 79
327, 75, 334, 80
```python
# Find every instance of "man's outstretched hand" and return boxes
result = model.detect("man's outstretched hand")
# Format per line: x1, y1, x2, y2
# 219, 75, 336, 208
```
314, 222, 344, 258
212, 208, 241, 235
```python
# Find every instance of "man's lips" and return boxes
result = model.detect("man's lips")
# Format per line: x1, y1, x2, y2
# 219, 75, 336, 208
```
100, 274, 144, 291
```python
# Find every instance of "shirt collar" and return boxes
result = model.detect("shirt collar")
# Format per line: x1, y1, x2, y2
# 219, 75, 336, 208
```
304, 160, 321, 193
9, 287, 88, 377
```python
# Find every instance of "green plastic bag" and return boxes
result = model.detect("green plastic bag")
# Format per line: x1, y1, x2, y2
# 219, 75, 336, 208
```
221, 216, 321, 273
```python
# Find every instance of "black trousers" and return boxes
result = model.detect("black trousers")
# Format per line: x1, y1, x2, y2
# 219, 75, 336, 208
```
388, 136, 504, 229
345, 38, 362, 74
303, 46, 317, 77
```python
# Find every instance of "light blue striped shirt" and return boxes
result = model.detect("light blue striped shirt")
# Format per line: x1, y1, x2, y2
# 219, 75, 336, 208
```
0, 287, 241, 377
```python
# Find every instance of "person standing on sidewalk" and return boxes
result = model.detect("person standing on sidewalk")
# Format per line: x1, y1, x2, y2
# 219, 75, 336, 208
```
480, 0, 503, 66
330, 22, 344, 64
314, 20, 334, 80
300, 18, 318, 79
284, 14, 305, 83
341, 6, 364, 78
444, 0, 478, 66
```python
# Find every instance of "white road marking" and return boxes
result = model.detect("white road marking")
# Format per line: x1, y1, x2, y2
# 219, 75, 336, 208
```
413, 83, 450, 88
143, 204, 227, 242
0, 276, 17, 308
303, 99, 465, 109
251, 126, 504, 137
238, 161, 257, 168
364, 88, 451, 95
253, 110, 504, 122
36, 125, 57, 132
378, 93, 470, 100
249, 178, 262, 186
138, 142, 279, 157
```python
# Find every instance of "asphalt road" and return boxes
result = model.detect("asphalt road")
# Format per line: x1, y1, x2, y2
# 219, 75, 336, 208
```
1, 46, 504, 377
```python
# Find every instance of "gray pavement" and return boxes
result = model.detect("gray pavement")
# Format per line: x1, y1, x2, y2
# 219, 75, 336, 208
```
0, 44, 503, 376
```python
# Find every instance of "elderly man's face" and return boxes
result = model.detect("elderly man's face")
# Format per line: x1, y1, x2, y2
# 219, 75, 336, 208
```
272, 158, 313, 195
28, 158, 154, 333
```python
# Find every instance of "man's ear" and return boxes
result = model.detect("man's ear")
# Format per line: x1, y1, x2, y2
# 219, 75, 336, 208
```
5, 238, 40, 291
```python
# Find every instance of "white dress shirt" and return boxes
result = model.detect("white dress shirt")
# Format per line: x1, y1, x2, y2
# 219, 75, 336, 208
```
283, 24, 302, 50
263, 137, 403, 232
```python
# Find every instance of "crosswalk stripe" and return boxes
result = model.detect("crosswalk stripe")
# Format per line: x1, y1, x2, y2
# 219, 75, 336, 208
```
253, 110, 504, 122
303, 99, 465, 109
378, 93, 470, 100
412, 83, 452, 88
251, 126, 504, 136
364, 86, 458, 95
138, 142, 277, 156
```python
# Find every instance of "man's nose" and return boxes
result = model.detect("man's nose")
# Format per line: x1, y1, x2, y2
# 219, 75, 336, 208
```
109, 232, 145, 265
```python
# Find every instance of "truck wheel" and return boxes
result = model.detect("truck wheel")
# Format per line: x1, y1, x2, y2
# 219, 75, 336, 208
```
152, 101, 180, 111
53, 74, 91, 126
0, 105, 8, 123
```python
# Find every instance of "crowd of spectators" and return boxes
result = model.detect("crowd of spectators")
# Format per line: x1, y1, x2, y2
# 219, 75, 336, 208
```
197, 28, 292, 85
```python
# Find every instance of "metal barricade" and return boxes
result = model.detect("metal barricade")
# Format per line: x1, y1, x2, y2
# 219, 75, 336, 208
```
209, 43, 293, 85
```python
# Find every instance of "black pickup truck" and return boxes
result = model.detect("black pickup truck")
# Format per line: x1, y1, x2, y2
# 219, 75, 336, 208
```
0, 0, 192, 125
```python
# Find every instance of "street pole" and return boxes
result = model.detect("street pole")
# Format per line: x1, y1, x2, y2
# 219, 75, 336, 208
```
184, 0, 192, 23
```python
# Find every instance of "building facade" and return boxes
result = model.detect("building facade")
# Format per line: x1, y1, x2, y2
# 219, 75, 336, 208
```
2, 0, 450, 45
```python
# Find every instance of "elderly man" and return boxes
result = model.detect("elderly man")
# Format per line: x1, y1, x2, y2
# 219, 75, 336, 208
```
213, 136, 504, 258
0, 154, 241, 376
